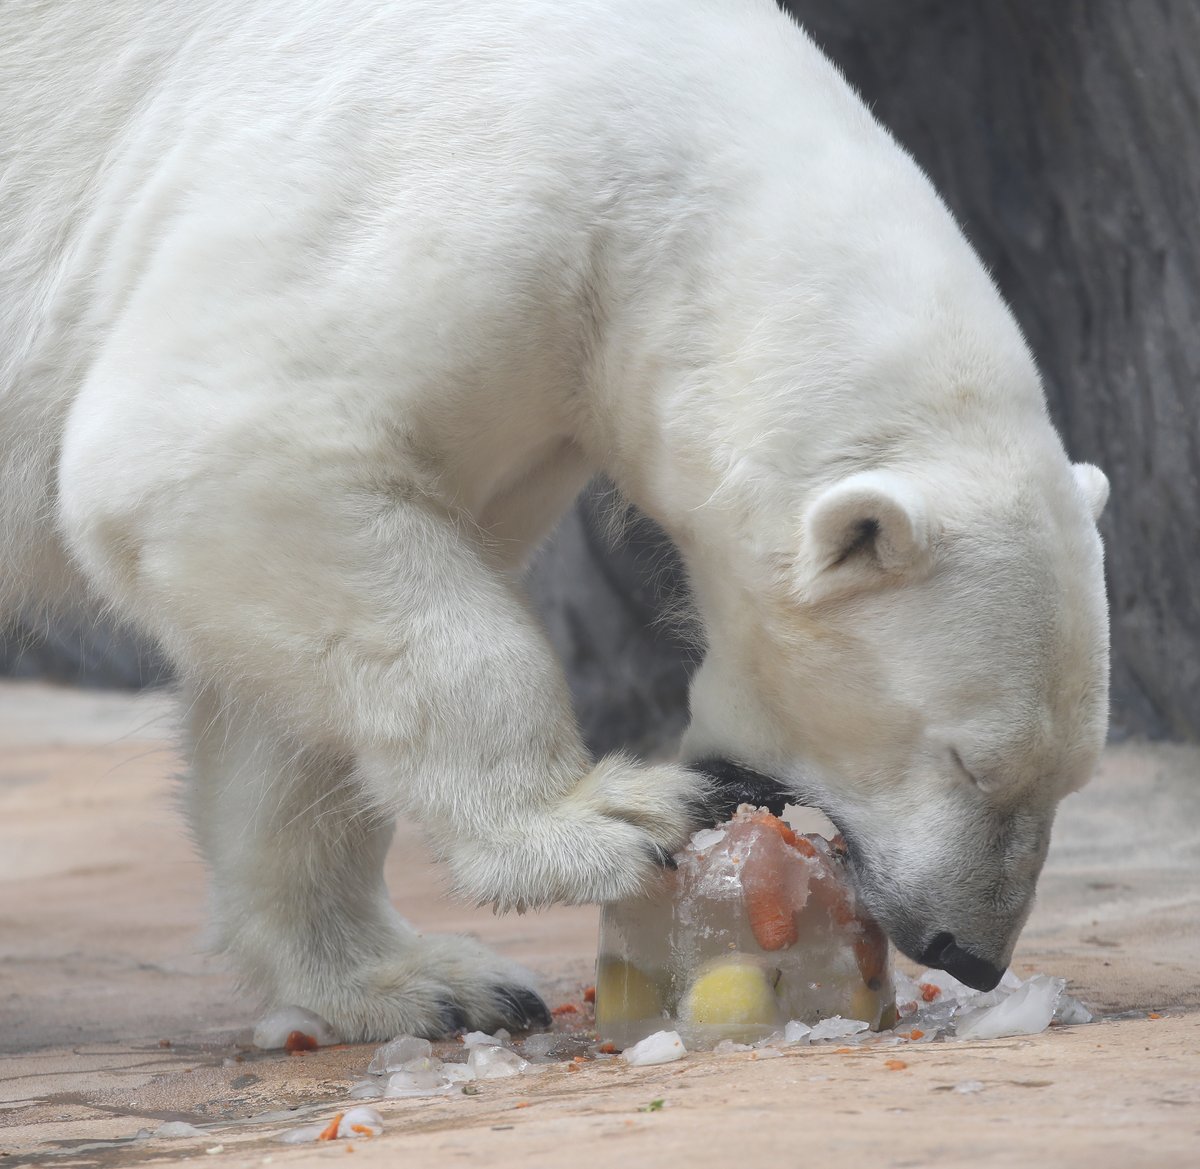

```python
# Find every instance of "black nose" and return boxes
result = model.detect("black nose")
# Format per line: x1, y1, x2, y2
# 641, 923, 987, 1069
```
920, 932, 1004, 992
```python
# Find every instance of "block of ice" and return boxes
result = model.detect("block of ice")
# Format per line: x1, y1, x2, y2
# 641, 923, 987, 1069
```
782, 1020, 813, 1045
368, 1035, 433, 1075
955, 975, 1064, 1040
347, 1080, 385, 1099
808, 1015, 870, 1042
153, 1122, 206, 1139
253, 1006, 340, 1050
621, 1030, 687, 1066
337, 1107, 384, 1138
441, 1063, 474, 1083
467, 1044, 529, 1079
597, 808, 896, 1052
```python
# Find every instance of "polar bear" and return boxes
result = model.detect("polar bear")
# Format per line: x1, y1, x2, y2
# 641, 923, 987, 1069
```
0, 0, 1109, 1039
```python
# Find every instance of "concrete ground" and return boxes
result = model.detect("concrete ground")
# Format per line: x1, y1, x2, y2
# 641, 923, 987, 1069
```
1, 681, 1197, 1168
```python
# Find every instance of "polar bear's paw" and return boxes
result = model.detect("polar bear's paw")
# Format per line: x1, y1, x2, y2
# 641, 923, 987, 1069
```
446, 758, 719, 910
276, 932, 550, 1043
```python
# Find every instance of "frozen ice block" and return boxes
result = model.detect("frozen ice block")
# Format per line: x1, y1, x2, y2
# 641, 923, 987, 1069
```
596, 806, 896, 1050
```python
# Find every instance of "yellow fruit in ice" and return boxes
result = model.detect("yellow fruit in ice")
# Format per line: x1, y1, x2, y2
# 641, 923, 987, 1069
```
594, 959, 664, 1028
849, 982, 883, 1029
680, 960, 779, 1027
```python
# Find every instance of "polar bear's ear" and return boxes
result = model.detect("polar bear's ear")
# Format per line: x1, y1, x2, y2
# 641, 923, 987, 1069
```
797, 470, 930, 600
1073, 463, 1110, 521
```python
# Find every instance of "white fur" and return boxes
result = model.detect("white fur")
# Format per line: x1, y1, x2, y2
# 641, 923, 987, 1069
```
1, 0, 1109, 1034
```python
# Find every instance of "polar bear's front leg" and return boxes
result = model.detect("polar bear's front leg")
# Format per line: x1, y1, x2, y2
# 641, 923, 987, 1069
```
183, 684, 551, 1041
59, 373, 721, 1036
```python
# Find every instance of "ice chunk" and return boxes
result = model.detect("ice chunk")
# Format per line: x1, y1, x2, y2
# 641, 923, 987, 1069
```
337, 1107, 384, 1138
441, 1063, 474, 1083
621, 1030, 687, 1067
153, 1122, 206, 1139
955, 975, 1064, 1040
462, 1028, 511, 1048
953, 1080, 985, 1094
782, 1020, 813, 1045
467, 1044, 529, 1079
253, 1006, 340, 1050
1055, 994, 1093, 1026
808, 1015, 870, 1042
689, 828, 727, 852
713, 1039, 753, 1055
368, 1036, 432, 1075
520, 1032, 559, 1058
347, 1080, 385, 1099
275, 1125, 327, 1144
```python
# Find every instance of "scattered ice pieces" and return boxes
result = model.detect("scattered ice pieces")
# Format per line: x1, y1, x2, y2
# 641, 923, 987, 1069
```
467, 1044, 529, 1079
337, 1106, 384, 1138
956, 976, 1063, 1040
253, 1006, 340, 1050
953, 1080, 985, 1094
621, 1030, 687, 1067
347, 1079, 385, 1099
153, 1121, 206, 1139
808, 1016, 870, 1042
782, 1020, 813, 1046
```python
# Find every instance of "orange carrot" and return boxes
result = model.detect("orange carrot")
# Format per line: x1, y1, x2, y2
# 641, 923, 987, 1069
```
741, 823, 798, 951
582, 986, 596, 1004
884, 1059, 908, 1071
552, 1003, 578, 1016
350, 1125, 374, 1138
317, 1113, 344, 1141
919, 983, 941, 1003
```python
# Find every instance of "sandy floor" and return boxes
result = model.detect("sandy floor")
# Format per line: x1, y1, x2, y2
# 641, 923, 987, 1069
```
1, 681, 1198, 1167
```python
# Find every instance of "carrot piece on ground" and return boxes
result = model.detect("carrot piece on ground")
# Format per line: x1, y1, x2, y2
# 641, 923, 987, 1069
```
317, 1113, 344, 1141
884, 1059, 908, 1071
582, 986, 596, 1004
919, 983, 941, 1002
552, 1003, 578, 1016
907, 1029, 925, 1041
597, 1042, 617, 1054
284, 1030, 318, 1053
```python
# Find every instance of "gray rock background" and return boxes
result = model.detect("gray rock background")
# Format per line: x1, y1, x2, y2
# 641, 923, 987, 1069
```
4, 1, 1196, 743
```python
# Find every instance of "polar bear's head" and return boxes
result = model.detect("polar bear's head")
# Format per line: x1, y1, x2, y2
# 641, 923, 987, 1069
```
681, 454, 1110, 990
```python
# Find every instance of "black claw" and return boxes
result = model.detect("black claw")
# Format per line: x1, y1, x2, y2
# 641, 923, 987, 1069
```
492, 984, 552, 1032
687, 757, 793, 823
648, 842, 678, 870
435, 1000, 470, 1036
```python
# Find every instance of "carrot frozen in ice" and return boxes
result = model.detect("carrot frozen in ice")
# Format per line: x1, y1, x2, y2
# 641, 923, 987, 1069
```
741, 817, 799, 951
